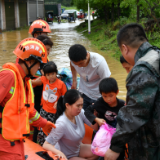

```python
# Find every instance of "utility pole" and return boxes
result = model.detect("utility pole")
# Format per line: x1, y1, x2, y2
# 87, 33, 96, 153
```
37, 0, 39, 18
88, 0, 91, 34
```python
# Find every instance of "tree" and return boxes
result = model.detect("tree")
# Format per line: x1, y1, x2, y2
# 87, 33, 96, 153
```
137, 0, 140, 22
44, 0, 72, 6
142, 0, 160, 25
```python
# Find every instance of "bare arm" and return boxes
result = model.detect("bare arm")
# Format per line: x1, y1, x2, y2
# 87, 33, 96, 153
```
43, 141, 67, 160
70, 62, 77, 89
90, 123, 99, 131
31, 77, 43, 86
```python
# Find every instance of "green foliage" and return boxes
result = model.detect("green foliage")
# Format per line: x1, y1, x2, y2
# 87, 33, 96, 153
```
61, 5, 77, 10
76, 16, 160, 61
72, 0, 88, 11
44, 0, 72, 6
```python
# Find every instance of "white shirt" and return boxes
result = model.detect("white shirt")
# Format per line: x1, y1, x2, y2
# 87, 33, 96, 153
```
71, 52, 111, 100
46, 109, 91, 159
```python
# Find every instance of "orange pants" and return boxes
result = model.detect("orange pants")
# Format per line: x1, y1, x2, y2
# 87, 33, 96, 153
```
0, 151, 24, 160
0, 137, 25, 160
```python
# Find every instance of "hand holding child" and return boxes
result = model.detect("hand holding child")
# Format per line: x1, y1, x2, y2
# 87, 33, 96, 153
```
95, 118, 106, 126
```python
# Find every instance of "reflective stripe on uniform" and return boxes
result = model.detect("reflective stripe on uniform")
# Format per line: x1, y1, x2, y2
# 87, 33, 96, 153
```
9, 87, 15, 94
29, 111, 40, 124
30, 130, 34, 135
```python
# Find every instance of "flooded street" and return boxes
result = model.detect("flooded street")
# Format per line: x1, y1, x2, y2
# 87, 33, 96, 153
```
0, 20, 127, 100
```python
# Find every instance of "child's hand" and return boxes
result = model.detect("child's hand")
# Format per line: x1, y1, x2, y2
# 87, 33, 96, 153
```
95, 118, 106, 126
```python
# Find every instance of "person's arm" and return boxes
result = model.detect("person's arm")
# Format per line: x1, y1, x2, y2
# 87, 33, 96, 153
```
70, 62, 77, 89
0, 70, 14, 103
105, 69, 159, 160
84, 105, 96, 124
29, 109, 56, 135
31, 77, 43, 86
43, 122, 66, 158
85, 98, 106, 126
43, 141, 67, 160
97, 59, 111, 79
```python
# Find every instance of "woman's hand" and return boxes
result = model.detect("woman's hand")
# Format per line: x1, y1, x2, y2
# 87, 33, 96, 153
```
95, 118, 106, 126
55, 151, 68, 160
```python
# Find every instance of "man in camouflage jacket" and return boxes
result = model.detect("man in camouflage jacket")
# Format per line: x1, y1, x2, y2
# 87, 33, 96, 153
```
105, 24, 160, 160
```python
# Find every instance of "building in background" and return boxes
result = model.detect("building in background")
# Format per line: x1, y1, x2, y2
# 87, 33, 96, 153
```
0, 0, 44, 31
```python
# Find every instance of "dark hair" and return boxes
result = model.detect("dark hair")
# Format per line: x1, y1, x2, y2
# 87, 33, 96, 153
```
120, 55, 129, 64
117, 23, 148, 48
99, 77, 118, 94
68, 44, 87, 62
43, 61, 58, 75
54, 89, 82, 123
37, 35, 53, 47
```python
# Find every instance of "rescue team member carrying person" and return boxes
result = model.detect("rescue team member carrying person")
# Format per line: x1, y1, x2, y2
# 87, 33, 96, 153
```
0, 38, 56, 160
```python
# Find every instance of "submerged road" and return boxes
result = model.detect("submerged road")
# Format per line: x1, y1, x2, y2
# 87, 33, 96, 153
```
0, 19, 127, 100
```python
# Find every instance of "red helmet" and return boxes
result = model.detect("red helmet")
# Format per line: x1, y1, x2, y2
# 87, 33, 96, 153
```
29, 19, 51, 36
13, 38, 47, 63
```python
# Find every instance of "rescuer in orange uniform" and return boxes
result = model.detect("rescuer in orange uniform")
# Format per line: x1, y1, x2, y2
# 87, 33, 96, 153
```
28, 19, 52, 141
28, 19, 51, 38
0, 38, 56, 160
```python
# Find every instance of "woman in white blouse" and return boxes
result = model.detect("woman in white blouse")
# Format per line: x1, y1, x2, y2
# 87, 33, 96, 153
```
43, 89, 98, 160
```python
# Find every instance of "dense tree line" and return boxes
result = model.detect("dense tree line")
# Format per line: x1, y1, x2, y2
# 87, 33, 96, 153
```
72, 0, 160, 25
44, 0, 72, 6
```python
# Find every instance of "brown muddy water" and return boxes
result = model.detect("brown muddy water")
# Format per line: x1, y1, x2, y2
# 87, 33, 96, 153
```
0, 20, 127, 100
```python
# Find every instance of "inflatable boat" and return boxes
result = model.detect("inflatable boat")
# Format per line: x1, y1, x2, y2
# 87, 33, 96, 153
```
24, 124, 128, 160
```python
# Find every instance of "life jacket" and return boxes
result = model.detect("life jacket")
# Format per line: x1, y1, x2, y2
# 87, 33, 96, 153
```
0, 63, 34, 141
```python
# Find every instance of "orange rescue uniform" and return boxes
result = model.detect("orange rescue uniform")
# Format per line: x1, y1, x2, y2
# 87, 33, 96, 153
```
0, 63, 47, 160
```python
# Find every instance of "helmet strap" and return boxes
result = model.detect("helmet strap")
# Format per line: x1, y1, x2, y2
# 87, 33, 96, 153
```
23, 61, 38, 77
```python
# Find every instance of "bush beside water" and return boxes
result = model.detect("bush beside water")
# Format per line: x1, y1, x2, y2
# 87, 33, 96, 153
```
76, 18, 160, 60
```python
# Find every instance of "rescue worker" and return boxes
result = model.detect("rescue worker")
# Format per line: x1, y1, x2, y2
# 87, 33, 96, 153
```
105, 23, 160, 160
0, 38, 56, 160
28, 20, 52, 141
28, 19, 51, 38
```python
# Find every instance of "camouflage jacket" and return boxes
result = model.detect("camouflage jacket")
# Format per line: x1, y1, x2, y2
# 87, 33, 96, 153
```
110, 42, 160, 160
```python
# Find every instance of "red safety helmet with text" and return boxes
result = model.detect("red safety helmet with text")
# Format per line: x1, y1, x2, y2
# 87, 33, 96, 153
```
29, 19, 51, 36
13, 38, 47, 63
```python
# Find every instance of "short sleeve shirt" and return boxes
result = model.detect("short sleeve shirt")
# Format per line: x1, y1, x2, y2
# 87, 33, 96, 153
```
40, 77, 67, 114
71, 52, 111, 100
46, 109, 91, 159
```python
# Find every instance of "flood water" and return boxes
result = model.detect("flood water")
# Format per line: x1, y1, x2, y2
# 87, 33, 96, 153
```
0, 20, 127, 100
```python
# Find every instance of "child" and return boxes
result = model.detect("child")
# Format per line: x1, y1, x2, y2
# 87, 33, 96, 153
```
31, 61, 67, 146
120, 55, 133, 73
37, 35, 53, 57
85, 77, 125, 160
85, 77, 125, 128
32, 35, 53, 143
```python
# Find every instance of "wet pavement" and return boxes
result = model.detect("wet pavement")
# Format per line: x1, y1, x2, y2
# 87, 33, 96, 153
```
0, 19, 127, 100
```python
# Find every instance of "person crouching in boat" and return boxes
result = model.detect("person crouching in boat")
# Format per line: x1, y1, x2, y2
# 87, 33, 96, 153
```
43, 89, 98, 160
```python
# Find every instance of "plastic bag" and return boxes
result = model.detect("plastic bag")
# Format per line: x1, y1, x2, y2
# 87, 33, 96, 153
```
91, 123, 116, 157
58, 68, 80, 90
